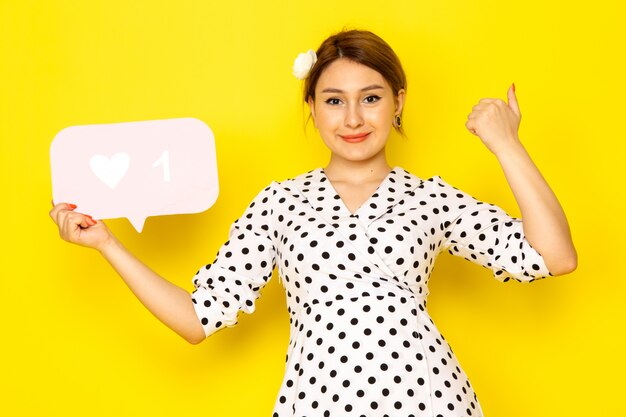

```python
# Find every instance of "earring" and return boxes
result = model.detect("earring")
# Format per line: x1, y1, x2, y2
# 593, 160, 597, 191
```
394, 114, 402, 128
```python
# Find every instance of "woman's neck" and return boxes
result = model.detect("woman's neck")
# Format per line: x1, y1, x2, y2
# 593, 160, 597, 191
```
324, 153, 392, 184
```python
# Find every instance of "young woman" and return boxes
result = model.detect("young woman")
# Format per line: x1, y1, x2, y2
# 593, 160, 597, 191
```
50, 29, 576, 417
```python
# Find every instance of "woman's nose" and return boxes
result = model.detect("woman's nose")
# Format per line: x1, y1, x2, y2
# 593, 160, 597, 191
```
344, 103, 364, 128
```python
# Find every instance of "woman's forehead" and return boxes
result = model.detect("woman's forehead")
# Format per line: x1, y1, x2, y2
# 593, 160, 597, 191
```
315, 59, 390, 93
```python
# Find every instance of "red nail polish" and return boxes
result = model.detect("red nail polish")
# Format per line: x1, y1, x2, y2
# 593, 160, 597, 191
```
69, 204, 77, 209
512, 83, 516, 92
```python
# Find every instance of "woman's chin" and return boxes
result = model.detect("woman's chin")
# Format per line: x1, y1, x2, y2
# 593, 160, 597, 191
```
331, 149, 386, 164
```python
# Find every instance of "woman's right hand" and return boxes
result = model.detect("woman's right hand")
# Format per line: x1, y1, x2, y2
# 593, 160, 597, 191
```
49, 202, 206, 344
49, 203, 113, 252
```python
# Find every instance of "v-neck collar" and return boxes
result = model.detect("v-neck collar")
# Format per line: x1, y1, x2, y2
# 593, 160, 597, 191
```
319, 166, 398, 217
289, 166, 427, 227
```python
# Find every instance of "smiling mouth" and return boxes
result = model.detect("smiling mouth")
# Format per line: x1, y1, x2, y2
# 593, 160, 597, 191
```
340, 132, 371, 143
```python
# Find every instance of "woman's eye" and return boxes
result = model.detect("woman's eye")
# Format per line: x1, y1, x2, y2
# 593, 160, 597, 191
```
364, 95, 381, 103
325, 98, 342, 105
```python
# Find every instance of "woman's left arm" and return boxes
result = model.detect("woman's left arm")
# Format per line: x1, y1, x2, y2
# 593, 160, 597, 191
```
465, 84, 577, 276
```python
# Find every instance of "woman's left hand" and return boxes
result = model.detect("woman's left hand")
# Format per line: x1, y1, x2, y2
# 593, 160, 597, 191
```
465, 84, 522, 155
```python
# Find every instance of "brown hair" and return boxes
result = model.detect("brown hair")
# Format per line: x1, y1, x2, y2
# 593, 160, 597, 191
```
304, 29, 407, 133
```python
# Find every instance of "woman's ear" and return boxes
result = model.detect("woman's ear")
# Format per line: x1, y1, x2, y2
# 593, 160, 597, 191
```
307, 96, 317, 128
395, 89, 406, 116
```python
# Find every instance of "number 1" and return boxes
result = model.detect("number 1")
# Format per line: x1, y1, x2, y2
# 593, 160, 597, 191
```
152, 150, 171, 182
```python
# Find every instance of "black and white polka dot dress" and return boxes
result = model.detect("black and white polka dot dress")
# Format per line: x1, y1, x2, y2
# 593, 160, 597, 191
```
191, 167, 551, 417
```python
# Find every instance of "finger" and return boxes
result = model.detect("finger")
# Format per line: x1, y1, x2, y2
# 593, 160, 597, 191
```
472, 100, 499, 110
84, 214, 97, 227
84, 218, 97, 228
471, 106, 487, 114
49, 203, 77, 222
507, 83, 521, 117
465, 119, 478, 135
71, 212, 96, 229
481, 98, 507, 107
60, 212, 79, 240
50, 205, 69, 225
61, 212, 91, 240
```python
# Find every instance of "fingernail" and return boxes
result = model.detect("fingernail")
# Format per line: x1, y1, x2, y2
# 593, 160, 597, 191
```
69, 204, 77, 209
512, 82, 516, 92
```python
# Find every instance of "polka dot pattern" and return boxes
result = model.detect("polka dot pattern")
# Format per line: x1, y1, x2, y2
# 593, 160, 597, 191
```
191, 167, 552, 416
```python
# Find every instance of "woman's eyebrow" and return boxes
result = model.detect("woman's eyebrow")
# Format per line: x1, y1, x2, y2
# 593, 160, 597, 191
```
320, 84, 385, 94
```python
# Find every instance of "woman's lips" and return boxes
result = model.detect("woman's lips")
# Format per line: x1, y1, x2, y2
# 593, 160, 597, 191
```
340, 132, 370, 143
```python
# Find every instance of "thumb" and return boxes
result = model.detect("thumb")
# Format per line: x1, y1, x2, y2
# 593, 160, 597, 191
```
507, 83, 520, 117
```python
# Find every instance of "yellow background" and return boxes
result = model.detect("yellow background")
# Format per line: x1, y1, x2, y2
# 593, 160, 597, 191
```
1, 0, 624, 415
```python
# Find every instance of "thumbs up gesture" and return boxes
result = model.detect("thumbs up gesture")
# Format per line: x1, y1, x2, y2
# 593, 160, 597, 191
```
465, 84, 522, 155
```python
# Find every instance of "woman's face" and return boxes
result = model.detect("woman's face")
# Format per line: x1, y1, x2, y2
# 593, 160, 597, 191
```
308, 58, 405, 165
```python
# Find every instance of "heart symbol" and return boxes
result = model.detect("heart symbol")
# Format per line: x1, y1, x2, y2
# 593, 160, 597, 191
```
89, 152, 130, 189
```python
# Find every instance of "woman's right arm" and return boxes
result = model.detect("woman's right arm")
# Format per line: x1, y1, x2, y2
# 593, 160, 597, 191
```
49, 203, 206, 344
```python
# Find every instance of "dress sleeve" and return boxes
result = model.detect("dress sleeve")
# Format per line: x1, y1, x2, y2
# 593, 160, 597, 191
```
434, 176, 552, 282
190, 182, 278, 338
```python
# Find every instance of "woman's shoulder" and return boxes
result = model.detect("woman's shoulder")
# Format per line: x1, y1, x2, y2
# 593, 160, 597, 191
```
282, 166, 324, 181
273, 166, 326, 189
387, 167, 484, 207
246, 167, 325, 201
390, 166, 453, 192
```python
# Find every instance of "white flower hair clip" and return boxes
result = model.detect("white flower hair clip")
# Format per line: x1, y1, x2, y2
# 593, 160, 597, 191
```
292, 49, 317, 80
